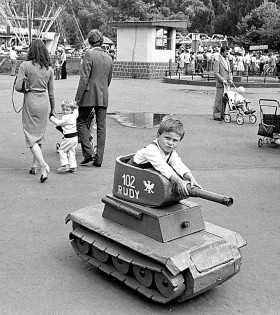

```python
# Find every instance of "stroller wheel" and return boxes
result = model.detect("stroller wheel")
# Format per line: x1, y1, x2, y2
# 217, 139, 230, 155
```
224, 114, 231, 123
56, 143, 60, 152
258, 138, 264, 147
249, 115, 257, 124
236, 115, 244, 125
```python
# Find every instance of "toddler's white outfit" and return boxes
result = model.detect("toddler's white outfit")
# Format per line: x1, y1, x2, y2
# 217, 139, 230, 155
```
50, 109, 78, 171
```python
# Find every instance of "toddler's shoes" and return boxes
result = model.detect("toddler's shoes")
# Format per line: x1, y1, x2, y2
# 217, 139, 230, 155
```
57, 165, 70, 174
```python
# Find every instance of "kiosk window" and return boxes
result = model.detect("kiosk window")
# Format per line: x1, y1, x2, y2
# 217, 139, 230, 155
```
155, 27, 171, 50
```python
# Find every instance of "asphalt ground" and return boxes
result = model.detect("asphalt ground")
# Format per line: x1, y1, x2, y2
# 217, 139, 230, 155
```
1, 75, 280, 315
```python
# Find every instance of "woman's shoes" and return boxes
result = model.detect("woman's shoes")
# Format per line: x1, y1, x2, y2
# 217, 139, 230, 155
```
40, 164, 50, 183
29, 167, 37, 175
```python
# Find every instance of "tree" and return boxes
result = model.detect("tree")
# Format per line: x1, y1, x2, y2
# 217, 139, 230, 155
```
235, 2, 280, 50
184, 0, 214, 33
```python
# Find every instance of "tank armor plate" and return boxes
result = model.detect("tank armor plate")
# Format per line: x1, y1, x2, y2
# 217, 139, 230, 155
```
102, 194, 205, 242
66, 205, 245, 302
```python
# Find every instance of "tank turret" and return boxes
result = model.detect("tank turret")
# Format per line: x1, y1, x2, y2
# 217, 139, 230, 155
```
113, 154, 233, 207
66, 154, 246, 304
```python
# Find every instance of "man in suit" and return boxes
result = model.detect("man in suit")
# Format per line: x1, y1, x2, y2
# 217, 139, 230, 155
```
213, 46, 233, 121
75, 29, 113, 167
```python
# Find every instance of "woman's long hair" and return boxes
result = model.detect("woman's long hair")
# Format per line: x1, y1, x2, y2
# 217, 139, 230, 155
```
27, 39, 51, 69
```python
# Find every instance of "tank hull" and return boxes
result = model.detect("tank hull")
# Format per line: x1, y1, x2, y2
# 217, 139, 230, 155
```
66, 205, 246, 303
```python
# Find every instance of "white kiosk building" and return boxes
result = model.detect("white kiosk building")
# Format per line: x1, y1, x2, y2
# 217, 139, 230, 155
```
112, 20, 187, 79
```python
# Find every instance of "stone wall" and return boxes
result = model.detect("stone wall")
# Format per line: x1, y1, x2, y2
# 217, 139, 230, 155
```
0, 57, 175, 79
112, 61, 174, 79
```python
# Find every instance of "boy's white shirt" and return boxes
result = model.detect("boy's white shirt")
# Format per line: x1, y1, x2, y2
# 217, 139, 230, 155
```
133, 139, 190, 179
50, 109, 78, 134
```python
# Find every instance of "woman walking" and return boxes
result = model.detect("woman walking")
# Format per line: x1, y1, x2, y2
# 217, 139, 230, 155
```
15, 39, 55, 183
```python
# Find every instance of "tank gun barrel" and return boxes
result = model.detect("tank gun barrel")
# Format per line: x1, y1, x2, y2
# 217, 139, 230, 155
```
187, 185, 233, 207
172, 184, 233, 207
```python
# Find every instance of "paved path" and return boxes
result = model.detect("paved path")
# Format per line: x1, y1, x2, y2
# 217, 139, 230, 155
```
1, 75, 279, 315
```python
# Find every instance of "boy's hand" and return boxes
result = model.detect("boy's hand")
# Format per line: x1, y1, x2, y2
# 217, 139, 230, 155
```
175, 180, 189, 197
185, 172, 203, 190
189, 178, 203, 190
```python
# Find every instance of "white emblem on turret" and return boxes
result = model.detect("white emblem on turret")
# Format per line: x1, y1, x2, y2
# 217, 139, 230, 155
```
143, 180, 154, 194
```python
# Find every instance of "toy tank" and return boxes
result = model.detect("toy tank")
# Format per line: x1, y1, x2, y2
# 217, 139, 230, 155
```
66, 154, 246, 303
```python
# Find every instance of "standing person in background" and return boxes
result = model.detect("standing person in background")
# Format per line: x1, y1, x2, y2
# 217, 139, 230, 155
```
75, 29, 113, 167
60, 48, 67, 79
10, 46, 18, 76
236, 53, 245, 75
15, 39, 55, 183
179, 49, 185, 73
213, 46, 233, 121
184, 49, 191, 74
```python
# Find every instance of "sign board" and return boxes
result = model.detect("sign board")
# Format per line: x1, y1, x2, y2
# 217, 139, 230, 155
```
249, 45, 268, 50
192, 33, 200, 41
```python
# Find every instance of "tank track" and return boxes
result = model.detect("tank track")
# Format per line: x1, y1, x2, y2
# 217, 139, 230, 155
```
70, 224, 186, 303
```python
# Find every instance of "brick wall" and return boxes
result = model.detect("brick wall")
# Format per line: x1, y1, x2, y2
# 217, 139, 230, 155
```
112, 61, 175, 79
0, 57, 175, 79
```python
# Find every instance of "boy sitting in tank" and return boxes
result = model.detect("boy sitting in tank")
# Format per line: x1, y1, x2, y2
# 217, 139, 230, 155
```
128, 117, 202, 197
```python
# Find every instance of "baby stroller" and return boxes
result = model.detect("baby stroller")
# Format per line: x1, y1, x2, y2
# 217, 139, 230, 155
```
257, 99, 280, 147
223, 84, 257, 125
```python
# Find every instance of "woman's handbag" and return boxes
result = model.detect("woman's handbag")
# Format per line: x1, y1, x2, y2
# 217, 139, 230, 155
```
12, 76, 28, 113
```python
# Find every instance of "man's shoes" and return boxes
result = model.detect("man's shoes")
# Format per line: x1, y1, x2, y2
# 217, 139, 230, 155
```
214, 118, 223, 121
92, 161, 101, 167
91, 154, 101, 167
69, 167, 77, 173
80, 156, 94, 165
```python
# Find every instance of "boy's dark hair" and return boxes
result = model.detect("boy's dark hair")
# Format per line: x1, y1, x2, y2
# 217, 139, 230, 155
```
157, 118, 185, 140
27, 39, 51, 69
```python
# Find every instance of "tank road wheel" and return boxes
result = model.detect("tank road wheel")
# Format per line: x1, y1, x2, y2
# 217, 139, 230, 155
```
236, 115, 244, 125
92, 246, 109, 263
133, 265, 153, 287
249, 115, 257, 124
112, 256, 130, 275
154, 271, 185, 299
74, 238, 90, 255
224, 114, 231, 123
258, 138, 264, 147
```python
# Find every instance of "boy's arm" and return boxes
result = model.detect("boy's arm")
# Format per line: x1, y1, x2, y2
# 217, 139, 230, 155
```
50, 115, 68, 126
140, 145, 176, 179
183, 172, 202, 189
169, 151, 202, 191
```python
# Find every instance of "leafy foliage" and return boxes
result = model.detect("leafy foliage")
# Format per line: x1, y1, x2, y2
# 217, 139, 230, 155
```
1, 0, 280, 49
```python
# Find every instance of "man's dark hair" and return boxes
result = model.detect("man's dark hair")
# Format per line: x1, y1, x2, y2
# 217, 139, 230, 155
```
27, 39, 51, 69
220, 46, 230, 54
88, 29, 104, 48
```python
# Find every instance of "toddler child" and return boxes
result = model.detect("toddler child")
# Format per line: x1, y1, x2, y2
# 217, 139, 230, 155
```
225, 86, 255, 115
128, 117, 202, 197
50, 100, 78, 173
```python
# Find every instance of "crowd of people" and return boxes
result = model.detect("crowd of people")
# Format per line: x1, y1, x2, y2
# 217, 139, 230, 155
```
176, 45, 280, 77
